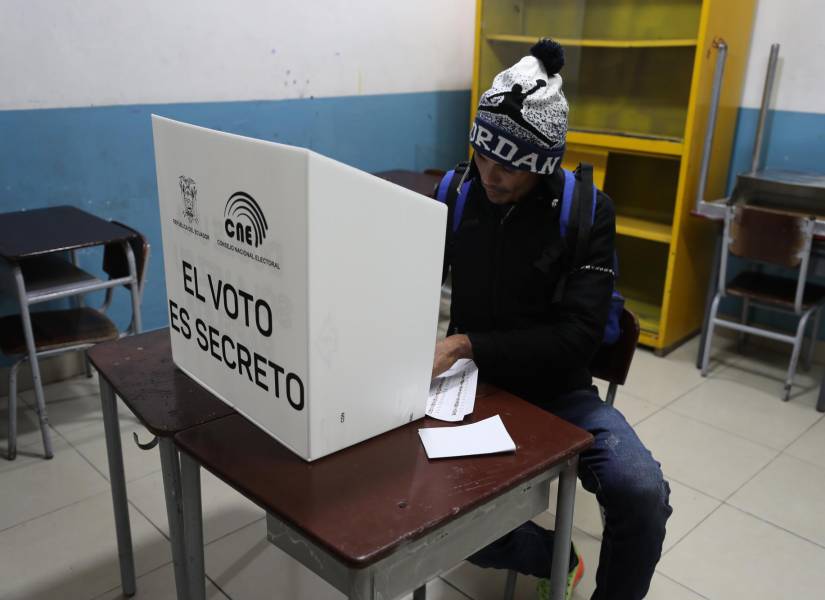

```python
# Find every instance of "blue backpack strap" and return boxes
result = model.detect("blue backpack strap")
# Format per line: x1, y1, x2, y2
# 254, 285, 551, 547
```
435, 167, 473, 234
435, 169, 456, 204
559, 168, 576, 239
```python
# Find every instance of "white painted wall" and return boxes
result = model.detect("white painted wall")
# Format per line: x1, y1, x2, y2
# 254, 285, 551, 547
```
740, 0, 825, 113
1, 0, 476, 110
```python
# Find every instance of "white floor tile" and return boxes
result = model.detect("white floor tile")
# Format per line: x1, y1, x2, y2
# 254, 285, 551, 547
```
785, 416, 825, 469
127, 468, 264, 544
729, 453, 825, 547
720, 344, 825, 405
634, 409, 778, 500
659, 504, 825, 599
0, 401, 49, 455
0, 442, 109, 531
205, 518, 344, 600
645, 572, 707, 600
61, 418, 161, 483
0, 490, 172, 600
661, 480, 721, 554
621, 347, 728, 407
93, 562, 228, 600
668, 373, 822, 450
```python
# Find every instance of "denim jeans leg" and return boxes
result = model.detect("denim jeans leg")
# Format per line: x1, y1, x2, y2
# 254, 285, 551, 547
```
467, 388, 671, 600
550, 388, 673, 600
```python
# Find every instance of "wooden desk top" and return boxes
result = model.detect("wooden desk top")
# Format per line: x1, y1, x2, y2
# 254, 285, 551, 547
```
174, 388, 592, 568
87, 329, 235, 436
0, 205, 137, 260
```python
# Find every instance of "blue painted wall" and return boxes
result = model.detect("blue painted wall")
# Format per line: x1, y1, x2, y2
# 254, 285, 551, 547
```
722, 106, 825, 337
0, 91, 471, 341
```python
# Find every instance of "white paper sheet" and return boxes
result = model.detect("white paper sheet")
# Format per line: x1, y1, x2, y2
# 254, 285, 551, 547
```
418, 415, 516, 459
426, 359, 478, 422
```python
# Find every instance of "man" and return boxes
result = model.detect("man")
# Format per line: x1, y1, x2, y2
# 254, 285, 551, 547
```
432, 39, 672, 600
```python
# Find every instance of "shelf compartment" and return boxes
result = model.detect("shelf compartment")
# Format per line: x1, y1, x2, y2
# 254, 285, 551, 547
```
482, 0, 702, 42
486, 34, 698, 49
616, 216, 672, 244
615, 236, 669, 340
603, 152, 681, 240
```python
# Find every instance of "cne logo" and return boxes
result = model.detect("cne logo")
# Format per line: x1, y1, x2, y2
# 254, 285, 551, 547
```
224, 192, 268, 248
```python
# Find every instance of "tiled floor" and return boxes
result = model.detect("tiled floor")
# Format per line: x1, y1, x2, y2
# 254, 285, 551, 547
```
2, 336, 825, 599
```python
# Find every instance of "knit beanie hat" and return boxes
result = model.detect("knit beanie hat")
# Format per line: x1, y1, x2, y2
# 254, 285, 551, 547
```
470, 39, 568, 175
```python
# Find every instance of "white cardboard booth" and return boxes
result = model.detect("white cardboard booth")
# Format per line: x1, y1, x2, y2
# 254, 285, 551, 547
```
152, 116, 446, 461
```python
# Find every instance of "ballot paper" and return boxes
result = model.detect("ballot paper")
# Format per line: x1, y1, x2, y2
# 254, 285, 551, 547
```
418, 415, 516, 459
426, 359, 478, 422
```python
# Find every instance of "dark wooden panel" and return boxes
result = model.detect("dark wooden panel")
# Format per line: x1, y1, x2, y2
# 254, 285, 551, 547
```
0, 308, 119, 355
375, 170, 442, 198
0, 206, 137, 260
87, 329, 236, 436
174, 389, 592, 568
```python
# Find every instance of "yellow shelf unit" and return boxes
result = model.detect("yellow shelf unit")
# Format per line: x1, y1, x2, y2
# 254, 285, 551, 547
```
472, 0, 757, 352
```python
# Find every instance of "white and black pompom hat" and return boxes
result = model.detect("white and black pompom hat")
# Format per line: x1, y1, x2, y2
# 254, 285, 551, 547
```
470, 39, 568, 174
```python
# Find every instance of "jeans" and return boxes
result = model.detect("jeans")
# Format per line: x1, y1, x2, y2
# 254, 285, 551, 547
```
468, 388, 672, 600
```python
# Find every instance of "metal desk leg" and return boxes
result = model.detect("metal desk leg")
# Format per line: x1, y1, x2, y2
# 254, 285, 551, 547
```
12, 265, 53, 458
412, 585, 427, 600
180, 452, 206, 600
159, 438, 190, 600
99, 377, 137, 596
697, 230, 723, 369
549, 457, 578, 600
817, 379, 825, 413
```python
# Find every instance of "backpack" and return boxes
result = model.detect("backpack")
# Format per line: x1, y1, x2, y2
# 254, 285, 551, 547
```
435, 162, 625, 345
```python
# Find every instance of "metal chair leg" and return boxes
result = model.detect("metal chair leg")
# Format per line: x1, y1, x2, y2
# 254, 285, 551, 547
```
7, 361, 20, 460
412, 585, 427, 600
804, 307, 822, 371
503, 570, 517, 600
738, 297, 751, 352
701, 295, 723, 377
785, 310, 814, 401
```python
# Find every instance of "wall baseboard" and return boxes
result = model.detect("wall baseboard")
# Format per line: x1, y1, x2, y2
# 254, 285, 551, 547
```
0, 352, 87, 399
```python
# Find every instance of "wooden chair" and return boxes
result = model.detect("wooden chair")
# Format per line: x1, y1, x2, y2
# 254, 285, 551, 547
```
502, 307, 640, 600
1, 222, 150, 459
700, 204, 825, 400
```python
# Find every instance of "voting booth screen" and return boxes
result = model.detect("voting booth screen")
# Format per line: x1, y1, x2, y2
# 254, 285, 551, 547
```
152, 116, 447, 460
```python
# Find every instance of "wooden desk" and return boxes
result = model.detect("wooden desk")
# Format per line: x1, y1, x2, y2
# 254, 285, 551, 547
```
0, 205, 141, 458
87, 329, 236, 598
175, 390, 591, 600
90, 329, 592, 600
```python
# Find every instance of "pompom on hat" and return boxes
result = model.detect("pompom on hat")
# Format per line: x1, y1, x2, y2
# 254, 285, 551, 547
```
470, 38, 569, 174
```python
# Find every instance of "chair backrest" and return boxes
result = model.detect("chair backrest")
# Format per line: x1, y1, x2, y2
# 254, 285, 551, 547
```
102, 221, 150, 298
728, 205, 812, 269
589, 308, 640, 387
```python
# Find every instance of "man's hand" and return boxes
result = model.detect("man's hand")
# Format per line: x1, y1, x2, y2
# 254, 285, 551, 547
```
432, 334, 473, 379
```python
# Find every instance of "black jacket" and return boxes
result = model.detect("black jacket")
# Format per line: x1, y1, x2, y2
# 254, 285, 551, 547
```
442, 167, 616, 405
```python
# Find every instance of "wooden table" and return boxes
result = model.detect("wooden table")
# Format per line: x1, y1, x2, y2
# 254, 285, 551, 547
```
87, 329, 236, 598
90, 329, 593, 600
0, 205, 141, 458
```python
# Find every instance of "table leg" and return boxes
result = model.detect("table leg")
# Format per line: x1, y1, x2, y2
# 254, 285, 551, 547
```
159, 438, 190, 600
180, 451, 206, 600
549, 457, 578, 600
412, 585, 426, 600
99, 377, 136, 596
817, 379, 825, 413
12, 264, 53, 458
503, 570, 517, 600
697, 229, 723, 369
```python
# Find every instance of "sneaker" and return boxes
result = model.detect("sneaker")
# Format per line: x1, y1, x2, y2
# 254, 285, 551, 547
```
536, 545, 584, 600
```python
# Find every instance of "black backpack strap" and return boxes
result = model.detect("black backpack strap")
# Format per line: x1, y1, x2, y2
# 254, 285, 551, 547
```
573, 163, 594, 268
